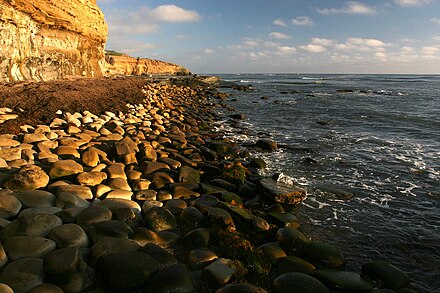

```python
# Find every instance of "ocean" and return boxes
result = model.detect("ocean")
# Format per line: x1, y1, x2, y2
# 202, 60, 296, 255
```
215, 74, 440, 292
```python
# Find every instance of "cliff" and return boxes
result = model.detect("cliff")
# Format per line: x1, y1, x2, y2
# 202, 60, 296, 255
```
104, 52, 190, 76
0, 0, 107, 82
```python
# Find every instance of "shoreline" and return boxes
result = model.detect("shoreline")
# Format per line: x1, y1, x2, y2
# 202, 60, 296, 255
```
0, 77, 418, 292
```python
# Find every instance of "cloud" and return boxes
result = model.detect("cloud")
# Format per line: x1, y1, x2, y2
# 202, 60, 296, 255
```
311, 38, 335, 46
292, 16, 315, 26
431, 18, 440, 25
273, 18, 288, 27
277, 46, 297, 55
300, 44, 327, 53
152, 5, 201, 23
269, 32, 291, 39
204, 48, 215, 54
394, 0, 432, 7
420, 46, 439, 55
317, 1, 378, 15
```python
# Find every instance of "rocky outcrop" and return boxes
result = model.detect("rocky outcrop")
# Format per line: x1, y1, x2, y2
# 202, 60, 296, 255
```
0, 0, 107, 82
104, 52, 190, 76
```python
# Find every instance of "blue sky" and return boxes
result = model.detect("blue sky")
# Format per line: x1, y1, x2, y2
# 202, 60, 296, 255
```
97, 0, 440, 74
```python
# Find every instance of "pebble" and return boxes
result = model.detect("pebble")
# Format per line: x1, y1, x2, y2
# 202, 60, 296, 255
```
3, 236, 56, 260
49, 160, 84, 179
49, 223, 89, 248
145, 264, 194, 293
273, 272, 329, 293
0, 194, 22, 219
202, 258, 236, 287
0, 258, 44, 293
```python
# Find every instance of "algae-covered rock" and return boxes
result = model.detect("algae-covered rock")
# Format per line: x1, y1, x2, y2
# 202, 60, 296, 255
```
311, 269, 374, 291
303, 242, 345, 268
362, 261, 411, 290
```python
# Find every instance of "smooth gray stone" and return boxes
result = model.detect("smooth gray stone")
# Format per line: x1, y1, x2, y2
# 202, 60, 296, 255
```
0, 213, 62, 241
3, 236, 56, 261
311, 269, 374, 291
12, 190, 56, 208
0, 258, 44, 293
49, 223, 89, 248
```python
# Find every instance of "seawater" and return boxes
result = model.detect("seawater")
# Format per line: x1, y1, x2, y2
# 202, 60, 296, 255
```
215, 74, 440, 292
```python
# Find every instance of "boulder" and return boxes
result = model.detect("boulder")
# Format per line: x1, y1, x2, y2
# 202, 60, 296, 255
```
0, 258, 44, 293
362, 261, 411, 290
49, 160, 83, 179
260, 178, 306, 205
311, 269, 374, 291
303, 242, 345, 268
0, 194, 22, 219
4, 165, 49, 191
96, 251, 158, 292
273, 273, 329, 293
3, 236, 56, 260
145, 264, 194, 293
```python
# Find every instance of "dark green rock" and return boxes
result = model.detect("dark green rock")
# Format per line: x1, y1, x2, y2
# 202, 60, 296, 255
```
183, 228, 210, 249
273, 272, 329, 293
311, 269, 374, 291
208, 207, 235, 230
255, 140, 278, 151
144, 207, 177, 232
179, 165, 200, 184
268, 212, 299, 228
249, 158, 267, 169
141, 244, 177, 270
276, 227, 309, 253
362, 261, 410, 290
180, 207, 205, 230
303, 242, 345, 268
260, 178, 306, 205
275, 256, 316, 275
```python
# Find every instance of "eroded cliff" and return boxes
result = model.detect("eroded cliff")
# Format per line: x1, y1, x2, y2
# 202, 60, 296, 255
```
0, 0, 107, 82
105, 52, 190, 76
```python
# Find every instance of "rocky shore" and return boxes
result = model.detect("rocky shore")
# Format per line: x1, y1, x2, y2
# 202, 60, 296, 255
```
0, 77, 416, 292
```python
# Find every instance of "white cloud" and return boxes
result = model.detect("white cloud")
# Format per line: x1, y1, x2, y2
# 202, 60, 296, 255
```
292, 16, 314, 26
431, 18, 440, 25
317, 1, 378, 15
347, 38, 387, 47
273, 19, 288, 27
394, 0, 432, 7
311, 38, 335, 46
277, 46, 297, 55
204, 48, 215, 54
420, 46, 439, 55
300, 44, 327, 53
269, 32, 291, 39
152, 5, 201, 23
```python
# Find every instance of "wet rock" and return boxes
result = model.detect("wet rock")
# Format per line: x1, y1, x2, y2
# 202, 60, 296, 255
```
96, 251, 158, 292
0, 258, 44, 293
260, 178, 306, 205
258, 242, 287, 264
311, 269, 374, 291
277, 227, 309, 253
49, 223, 89, 248
253, 217, 270, 231
275, 256, 316, 275
268, 212, 299, 228
180, 206, 205, 229
90, 237, 140, 265
164, 199, 187, 214
44, 246, 92, 293
141, 243, 178, 269
249, 158, 267, 169
49, 160, 83, 179
0, 213, 62, 240
184, 228, 210, 249
208, 207, 235, 231
144, 207, 177, 232
202, 258, 236, 287
188, 248, 218, 269
255, 139, 278, 151
4, 165, 49, 191
145, 264, 194, 293
303, 242, 345, 268
0, 194, 22, 219
178, 166, 201, 184
273, 272, 329, 293
362, 261, 410, 290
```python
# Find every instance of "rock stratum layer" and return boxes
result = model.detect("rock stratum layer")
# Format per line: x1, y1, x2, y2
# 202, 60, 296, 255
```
0, 0, 107, 82
105, 52, 190, 76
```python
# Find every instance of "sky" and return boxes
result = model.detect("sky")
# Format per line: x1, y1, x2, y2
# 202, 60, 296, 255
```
97, 0, 440, 74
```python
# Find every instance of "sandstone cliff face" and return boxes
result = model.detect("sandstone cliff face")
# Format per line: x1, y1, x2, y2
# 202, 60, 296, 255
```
105, 53, 190, 76
0, 0, 107, 82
